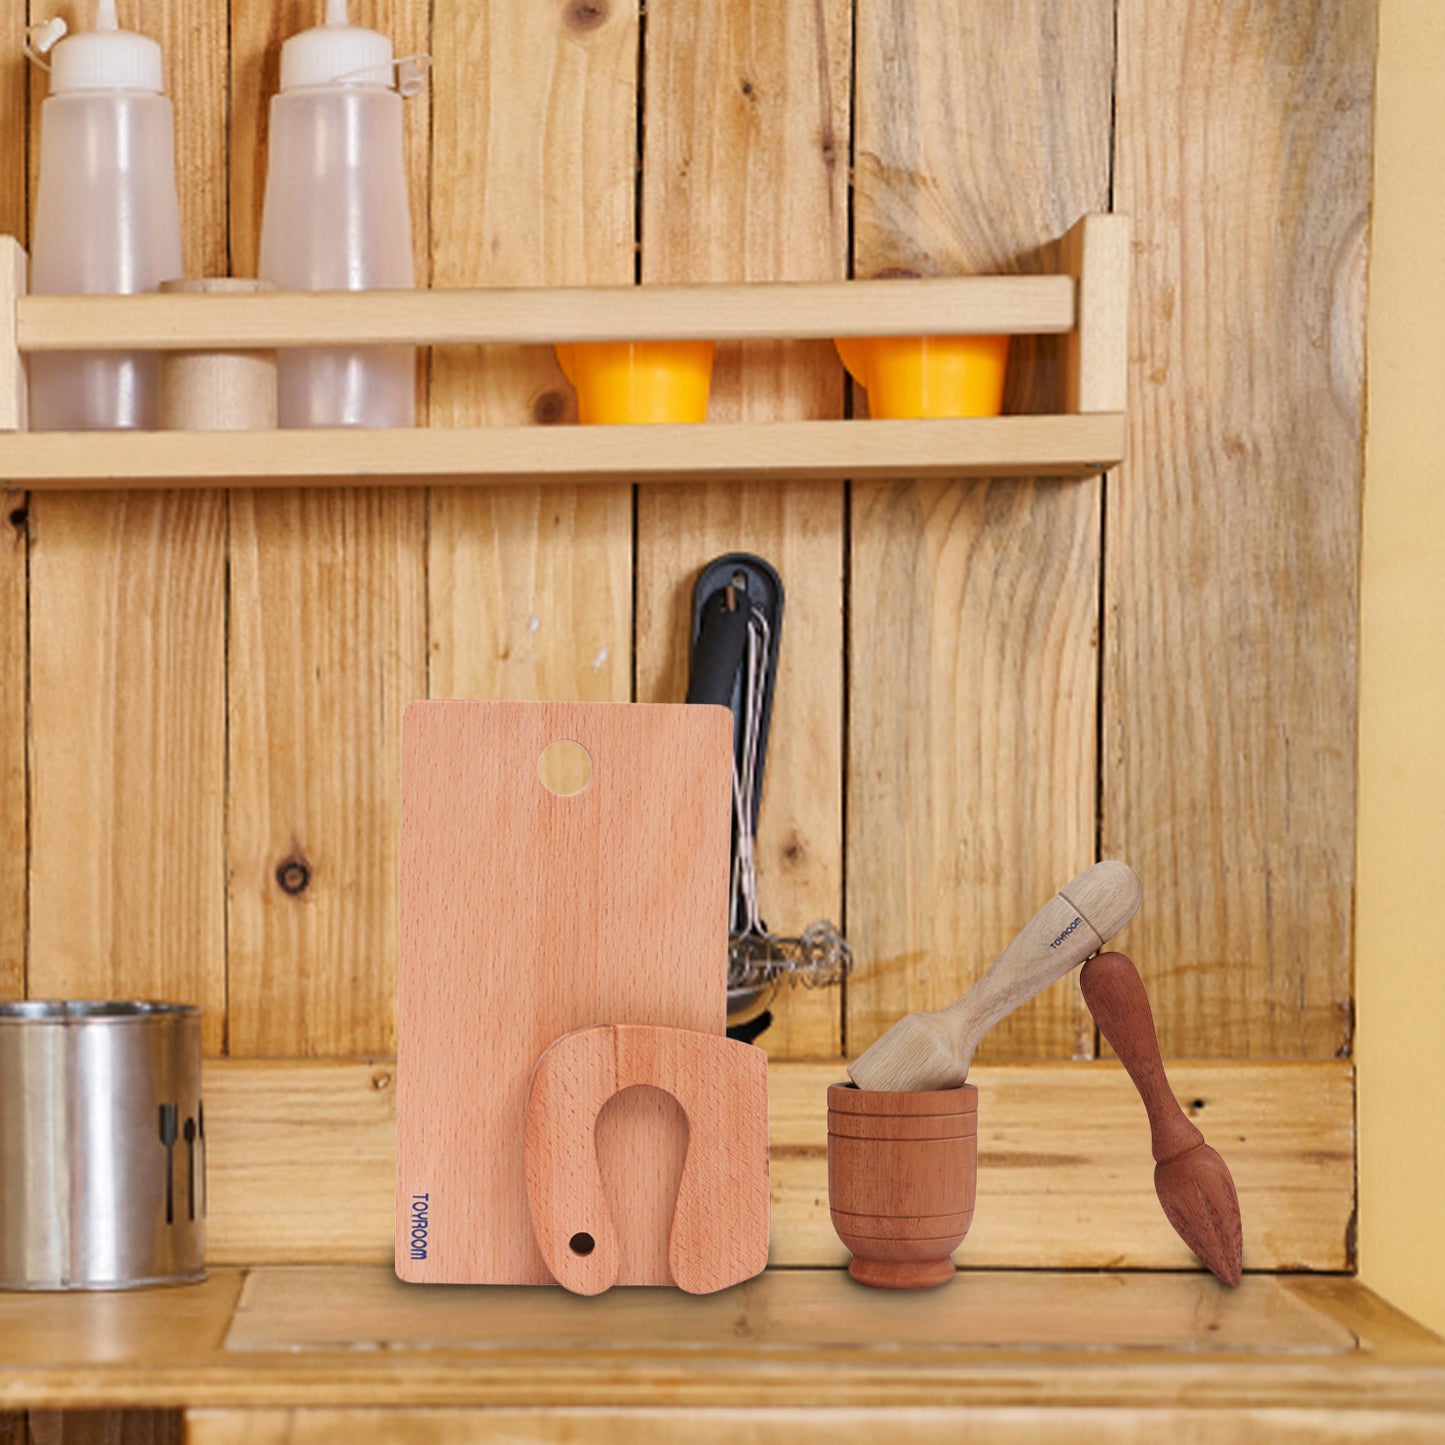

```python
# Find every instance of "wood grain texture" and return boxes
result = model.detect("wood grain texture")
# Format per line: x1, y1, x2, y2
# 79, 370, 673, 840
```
223, 1267, 1360, 1357
1107, 2, 1374, 1057
24, 0, 229, 1054
426, 0, 635, 715
428, 0, 637, 426
0, 238, 25, 431
396, 701, 732, 1286
0, 0, 25, 1003
224, 0, 431, 1061
524, 1024, 769, 1294
226, 488, 424, 1056
847, 0, 1113, 1063
200, 1060, 399, 1265
773, 1060, 1351, 1273
1060, 214, 1131, 414
181, 1406, 1445, 1445
27, 493, 225, 1047
200, 1058, 1354, 1272
22, 16, 224, 1445
14, 276, 1078, 352
6, 1269, 1442, 1417
0, 415, 1126, 490
428, 484, 631, 703
636, 0, 851, 1059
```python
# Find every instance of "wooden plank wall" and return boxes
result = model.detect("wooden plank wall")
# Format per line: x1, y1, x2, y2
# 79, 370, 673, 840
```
1108, 0, 1374, 1058
25, 0, 229, 1052
0, 0, 1373, 1250
848, 0, 1111, 1062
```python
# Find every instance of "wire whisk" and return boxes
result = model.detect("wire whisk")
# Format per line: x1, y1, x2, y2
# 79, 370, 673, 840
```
728, 601, 852, 995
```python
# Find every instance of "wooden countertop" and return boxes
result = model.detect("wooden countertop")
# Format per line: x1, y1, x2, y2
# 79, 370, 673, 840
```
2, 1266, 1442, 1427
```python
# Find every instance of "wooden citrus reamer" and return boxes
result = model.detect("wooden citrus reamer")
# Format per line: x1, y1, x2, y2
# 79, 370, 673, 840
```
1080, 951, 1244, 1286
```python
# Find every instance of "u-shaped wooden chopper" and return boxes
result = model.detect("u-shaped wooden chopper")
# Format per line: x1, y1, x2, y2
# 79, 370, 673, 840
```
524, 1024, 770, 1295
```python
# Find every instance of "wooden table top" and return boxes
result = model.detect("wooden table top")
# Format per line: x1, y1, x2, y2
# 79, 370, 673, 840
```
1, 1266, 1442, 1419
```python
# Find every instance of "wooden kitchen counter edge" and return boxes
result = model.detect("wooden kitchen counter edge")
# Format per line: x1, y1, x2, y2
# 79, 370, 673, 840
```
0, 1268, 1441, 1414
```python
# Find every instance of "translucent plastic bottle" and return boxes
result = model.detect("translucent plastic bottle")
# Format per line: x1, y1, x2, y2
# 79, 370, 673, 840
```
28, 1, 183, 430
258, 0, 416, 428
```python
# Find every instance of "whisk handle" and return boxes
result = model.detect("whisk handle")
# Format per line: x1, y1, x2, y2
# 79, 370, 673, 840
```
686, 588, 749, 707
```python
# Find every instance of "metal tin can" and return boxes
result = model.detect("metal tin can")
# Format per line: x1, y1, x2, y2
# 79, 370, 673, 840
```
0, 1001, 205, 1290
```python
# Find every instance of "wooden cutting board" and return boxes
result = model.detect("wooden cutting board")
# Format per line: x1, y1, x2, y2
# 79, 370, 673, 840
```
395, 700, 732, 1285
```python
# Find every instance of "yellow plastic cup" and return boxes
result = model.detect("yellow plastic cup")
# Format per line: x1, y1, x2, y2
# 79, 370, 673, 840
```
834, 334, 1010, 418
554, 340, 715, 424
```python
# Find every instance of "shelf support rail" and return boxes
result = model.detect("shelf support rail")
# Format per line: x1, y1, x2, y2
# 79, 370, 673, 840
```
0, 215, 1127, 446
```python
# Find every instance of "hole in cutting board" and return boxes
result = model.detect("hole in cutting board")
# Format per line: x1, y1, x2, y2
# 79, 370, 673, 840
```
569, 1232, 595, 1255
537, 738, 593, 796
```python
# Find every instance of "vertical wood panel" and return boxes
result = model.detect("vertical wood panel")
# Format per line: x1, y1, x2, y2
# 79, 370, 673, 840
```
225, 2, 432, 1058
28, 493, 226, 1039
1109, 0, 1373, 1058
226, 490, 426, 1057
847, 0, 1113, 1061
427, 1, 636, 706
26, 0, 228, 1050
423, 0, 657, 1256
635, 0, 851, 1059
0, 0, 26, 999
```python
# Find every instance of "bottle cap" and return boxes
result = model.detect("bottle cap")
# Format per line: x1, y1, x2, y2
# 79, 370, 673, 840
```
48, 0, 164, 94
279, 0, 394, 91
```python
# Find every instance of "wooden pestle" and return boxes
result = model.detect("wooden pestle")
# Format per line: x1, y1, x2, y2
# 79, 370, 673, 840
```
848, 861, 1142, 1092
1080, 951, 1243, 1286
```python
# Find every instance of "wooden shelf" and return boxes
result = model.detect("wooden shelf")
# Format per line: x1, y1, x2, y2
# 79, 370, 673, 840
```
0, 215, 1131, 488
0, 414, 1124, 490
202, 1058, 1353, 1273
15, 274, 1077, 352
1, 1266, 1442, 1435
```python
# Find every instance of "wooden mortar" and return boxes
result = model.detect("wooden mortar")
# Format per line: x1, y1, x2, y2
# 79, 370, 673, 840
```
827, 1081, 977, 1289
157, 278, 277, 430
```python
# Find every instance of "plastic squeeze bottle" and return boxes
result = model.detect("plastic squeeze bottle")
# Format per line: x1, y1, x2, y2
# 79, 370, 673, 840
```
258, 0, 416, 428
28, 0, 183, 430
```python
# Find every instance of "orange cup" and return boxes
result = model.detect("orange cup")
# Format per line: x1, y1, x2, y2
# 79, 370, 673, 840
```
834, 334, 1009, 418
554, 340, 715, 424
